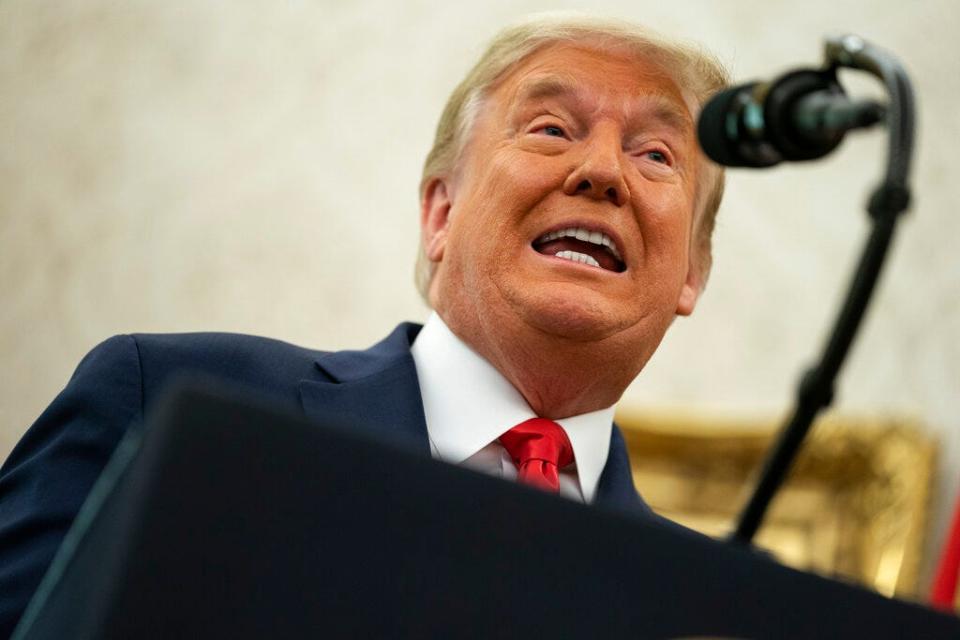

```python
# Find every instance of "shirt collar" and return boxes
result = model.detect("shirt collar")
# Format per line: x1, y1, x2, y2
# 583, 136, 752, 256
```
410, 312, 614, 502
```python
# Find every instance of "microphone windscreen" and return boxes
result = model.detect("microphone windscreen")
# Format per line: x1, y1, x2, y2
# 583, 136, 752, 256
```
697, 85, 751, 168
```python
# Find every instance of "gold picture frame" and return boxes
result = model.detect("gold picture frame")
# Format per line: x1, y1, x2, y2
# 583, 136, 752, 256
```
616, 410, 935, 600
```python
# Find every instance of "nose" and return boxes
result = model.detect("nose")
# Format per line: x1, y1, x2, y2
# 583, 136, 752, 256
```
562, 127, 629, 207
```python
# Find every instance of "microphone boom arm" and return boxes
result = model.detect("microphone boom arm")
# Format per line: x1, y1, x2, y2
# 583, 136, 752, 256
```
730, 35, 916, 546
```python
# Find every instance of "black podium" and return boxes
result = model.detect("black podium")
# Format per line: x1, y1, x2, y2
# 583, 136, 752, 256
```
13, 381, 960, 639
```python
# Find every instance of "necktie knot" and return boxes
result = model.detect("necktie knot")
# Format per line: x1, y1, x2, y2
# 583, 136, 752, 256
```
498, 417, 573, 493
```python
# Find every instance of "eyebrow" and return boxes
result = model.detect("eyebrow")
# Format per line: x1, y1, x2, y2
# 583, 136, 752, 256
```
514, 75, 581, 104
511, 74, 694, 137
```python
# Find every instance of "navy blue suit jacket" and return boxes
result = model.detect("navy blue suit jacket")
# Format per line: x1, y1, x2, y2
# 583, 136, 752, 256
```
0, 323, 653, 637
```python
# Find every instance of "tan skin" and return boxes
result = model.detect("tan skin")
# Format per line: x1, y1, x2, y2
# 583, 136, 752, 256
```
421, 42, 706, 419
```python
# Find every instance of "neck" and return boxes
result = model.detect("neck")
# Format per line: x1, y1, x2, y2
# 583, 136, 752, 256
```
435, 308, 653, 419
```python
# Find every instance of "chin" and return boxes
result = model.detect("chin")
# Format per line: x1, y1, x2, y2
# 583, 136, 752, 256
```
506, 284, 635, 343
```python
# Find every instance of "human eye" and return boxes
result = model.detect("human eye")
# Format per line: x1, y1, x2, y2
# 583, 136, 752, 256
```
531, 123, 567, 138
519, 115, 574, 154
632, 143, 675, 169
646, 149, 669, 164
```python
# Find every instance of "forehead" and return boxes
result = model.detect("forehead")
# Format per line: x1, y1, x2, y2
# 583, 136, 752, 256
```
489, 41, 694, 131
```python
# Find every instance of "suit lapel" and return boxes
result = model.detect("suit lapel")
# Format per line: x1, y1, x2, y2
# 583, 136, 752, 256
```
298, 322, 652, 517
298, 323, 430, 456
593, 425, 653, 515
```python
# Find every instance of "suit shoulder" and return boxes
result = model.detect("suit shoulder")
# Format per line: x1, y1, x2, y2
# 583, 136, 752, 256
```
129, 331, 327, 365
124, 332, 328, 405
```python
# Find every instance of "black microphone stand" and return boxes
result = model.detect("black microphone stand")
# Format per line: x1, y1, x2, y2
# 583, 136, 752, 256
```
730, 35, 916, 546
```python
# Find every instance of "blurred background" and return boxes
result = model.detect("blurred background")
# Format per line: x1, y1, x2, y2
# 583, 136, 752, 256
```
1, 0, 957, 591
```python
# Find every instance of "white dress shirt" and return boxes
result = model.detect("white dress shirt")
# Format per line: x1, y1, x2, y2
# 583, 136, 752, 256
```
410, 313, 614, 503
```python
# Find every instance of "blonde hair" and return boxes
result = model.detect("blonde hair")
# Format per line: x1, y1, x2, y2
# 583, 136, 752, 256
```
415, 12, 730, 302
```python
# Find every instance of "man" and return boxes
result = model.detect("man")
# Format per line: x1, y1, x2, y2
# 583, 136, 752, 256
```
0, 13, 728, 637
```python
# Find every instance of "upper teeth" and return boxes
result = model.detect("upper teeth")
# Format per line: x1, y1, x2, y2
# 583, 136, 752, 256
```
538, 227, 622, 260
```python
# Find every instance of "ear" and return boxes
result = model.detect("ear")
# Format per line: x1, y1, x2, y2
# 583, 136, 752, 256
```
420, 177, 453, 262
675, 254, 706, 317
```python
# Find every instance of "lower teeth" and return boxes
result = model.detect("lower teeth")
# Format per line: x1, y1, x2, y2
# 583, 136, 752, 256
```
554, 250, 600, 268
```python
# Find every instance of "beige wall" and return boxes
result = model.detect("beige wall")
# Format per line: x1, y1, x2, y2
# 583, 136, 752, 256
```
2, 0, 958, 586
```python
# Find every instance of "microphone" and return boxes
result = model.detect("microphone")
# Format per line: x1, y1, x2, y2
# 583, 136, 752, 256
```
697, 68, 886, 168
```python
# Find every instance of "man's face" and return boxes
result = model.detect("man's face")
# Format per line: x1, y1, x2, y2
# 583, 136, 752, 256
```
423, 42, 703, 370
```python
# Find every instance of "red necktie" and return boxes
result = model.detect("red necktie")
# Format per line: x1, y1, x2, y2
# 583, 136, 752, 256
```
498, 418, 573, 493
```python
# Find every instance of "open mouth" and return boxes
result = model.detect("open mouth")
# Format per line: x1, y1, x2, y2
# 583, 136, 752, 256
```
532, 226, 625, 273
